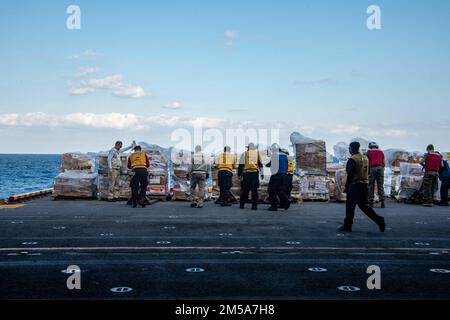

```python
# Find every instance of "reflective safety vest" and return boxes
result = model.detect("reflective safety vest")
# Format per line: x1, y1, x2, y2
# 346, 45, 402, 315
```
287, 156, 294, 175
128, 151, 148, 170
216, 152, 237, 173
243, 150, 260, 173
367, 149, 384, 167
425, 152, 442, 172
351, 153, 369, 184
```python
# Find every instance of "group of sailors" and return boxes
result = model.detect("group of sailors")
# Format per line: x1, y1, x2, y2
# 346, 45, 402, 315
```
106, 140, 449, 233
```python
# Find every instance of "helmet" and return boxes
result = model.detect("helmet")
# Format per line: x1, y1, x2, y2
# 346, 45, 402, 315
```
270, 143, 280, 152
368, 142, 379, 150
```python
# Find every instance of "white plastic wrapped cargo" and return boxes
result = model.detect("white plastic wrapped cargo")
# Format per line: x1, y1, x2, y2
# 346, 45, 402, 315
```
53, 170, 98, 199
350, 137, 370, 154
333, 142, 350, 163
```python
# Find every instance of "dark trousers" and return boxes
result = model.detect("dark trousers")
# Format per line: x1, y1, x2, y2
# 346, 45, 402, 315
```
286, 174, 293, 199
440, 178, 450, 205
268, 173, 290, 208
240, 172, 260, 207
130, 168, 148, 204
218, 170, 233, 204
345, 183, 383, 227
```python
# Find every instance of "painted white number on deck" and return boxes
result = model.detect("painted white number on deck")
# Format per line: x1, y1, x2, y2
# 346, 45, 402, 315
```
308, 267, 327, 273
338, 286, 360, 292
430, 269, 450, 274
111, 287, 133, 293
186, 268, 205, 273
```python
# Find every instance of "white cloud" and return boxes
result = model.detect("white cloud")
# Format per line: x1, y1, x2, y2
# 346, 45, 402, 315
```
66, 55, 80, 61
224, 31, 239, 39
68, 74, 147, 98
224, 31, 239, 48
0, 113, 410, 140
69, 87, 96, 96
77, 66, 100, 77
162, 102, 183, 110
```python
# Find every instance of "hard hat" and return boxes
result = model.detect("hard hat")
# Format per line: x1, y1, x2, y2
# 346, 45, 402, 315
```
368, 142, 379, 149
270, 143, 280, 152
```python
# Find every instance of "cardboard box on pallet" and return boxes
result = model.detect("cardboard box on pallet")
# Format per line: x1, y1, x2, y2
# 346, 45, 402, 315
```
299, 175, 329, 201
294, 141, 327, 176
53, 170, 98, 199
54, 153, 97, 199
61, 153, 95, 173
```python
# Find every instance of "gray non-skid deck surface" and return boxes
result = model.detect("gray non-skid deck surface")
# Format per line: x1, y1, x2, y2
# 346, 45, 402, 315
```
0, 198, 449, 299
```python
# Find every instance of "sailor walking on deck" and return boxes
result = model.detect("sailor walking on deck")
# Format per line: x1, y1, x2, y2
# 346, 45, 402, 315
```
338, 142, 386, 233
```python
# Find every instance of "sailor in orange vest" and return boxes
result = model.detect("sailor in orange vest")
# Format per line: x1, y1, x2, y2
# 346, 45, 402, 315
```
367, 142, 386, 208
214, 146, 237, 206
238, 143, 263, 210
338, 142, 386, 233
127, 146, 150, 208
421, 144, 444, 207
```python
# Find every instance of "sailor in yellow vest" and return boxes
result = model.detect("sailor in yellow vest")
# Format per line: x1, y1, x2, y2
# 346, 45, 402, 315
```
127, 146, 150, 208
283, 148, 295, 201
338, 142, 386, 232
214, 146, 237, 206
238, 143, 263, 210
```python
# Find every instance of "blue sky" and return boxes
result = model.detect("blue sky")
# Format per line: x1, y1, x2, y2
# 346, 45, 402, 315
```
0, 0, 449, 154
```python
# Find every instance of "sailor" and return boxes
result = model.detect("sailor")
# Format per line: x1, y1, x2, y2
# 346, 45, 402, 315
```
127, 145, 150, 208
266, 144, 290, 211
338, 142, 386, 232
238, 143, 263, 210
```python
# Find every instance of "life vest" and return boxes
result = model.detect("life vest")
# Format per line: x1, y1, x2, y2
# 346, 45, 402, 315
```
351, 153, 369, 184
287, 156, 294, 175
367, 149, 384, 167
244, 150, 260, 173
129, 151, 148, 170
425, 152, 442, 172
216, 152, 236, 173
277, 153, 288, 174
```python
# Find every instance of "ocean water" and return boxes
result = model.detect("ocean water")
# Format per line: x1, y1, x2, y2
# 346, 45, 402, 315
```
0, 154, 61, 200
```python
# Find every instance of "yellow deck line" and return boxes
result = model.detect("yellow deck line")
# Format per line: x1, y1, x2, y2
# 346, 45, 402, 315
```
0, 204, 26, 209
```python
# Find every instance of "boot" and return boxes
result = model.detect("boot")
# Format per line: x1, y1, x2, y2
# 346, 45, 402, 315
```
378, 217, 386, 233
268, 206, 278, 212
251, 205, 258, 211
380, 200, 386, 208
132, 199, 138, 208
337, 224, 352, 232
369, 200, 374, 208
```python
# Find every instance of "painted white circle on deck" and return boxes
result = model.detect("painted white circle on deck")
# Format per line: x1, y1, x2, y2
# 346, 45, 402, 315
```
53, 226, 66, 230
22, 242, 38, 245
414, 242, 430, 246
186, 268, 205, 273
110, 287, 133, 293
11, 221, 24, 224
100, 233, 114, 236
218, 233, 233, 236
430, 269, 450, 274
308, 267, 328, 273
338, 286, 360, 292
156, 241, 171, 245
163, 226, 176, 230
286, 241, 301, 245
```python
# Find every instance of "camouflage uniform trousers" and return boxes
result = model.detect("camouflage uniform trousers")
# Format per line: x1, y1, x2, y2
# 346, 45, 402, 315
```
368, 166, 385, 202
190, 172, 207, 206
423, 171, 438, 204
